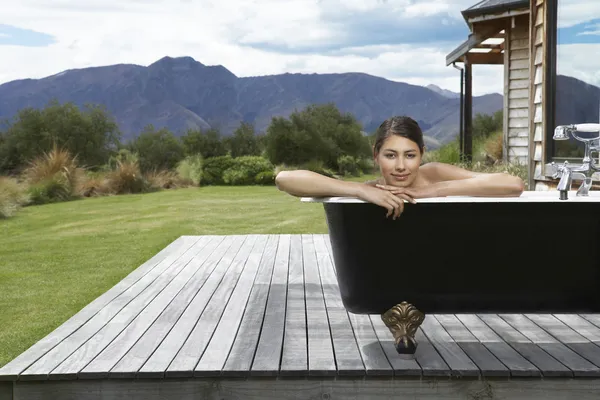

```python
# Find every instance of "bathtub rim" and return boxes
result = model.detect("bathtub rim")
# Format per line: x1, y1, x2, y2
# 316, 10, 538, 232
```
301, 190, 600, 203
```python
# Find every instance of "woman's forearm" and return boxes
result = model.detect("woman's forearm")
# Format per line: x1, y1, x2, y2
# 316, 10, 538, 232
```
275, 170, 363, 198
433, 173, 525, 197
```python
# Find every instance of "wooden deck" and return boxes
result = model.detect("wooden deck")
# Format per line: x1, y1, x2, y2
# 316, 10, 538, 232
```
2, 234, 600, 399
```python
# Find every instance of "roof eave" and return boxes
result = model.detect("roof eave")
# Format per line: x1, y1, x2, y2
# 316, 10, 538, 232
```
461, 0, 529, 20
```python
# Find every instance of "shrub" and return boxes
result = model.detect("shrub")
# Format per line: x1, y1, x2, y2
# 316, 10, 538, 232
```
222, 156, 275, 185
0, 177, 30, 218
145, 169, 193, 190
357, 157, 375, 174
337, 155, 361, 177
78, 171, 112, 197
299, 159, 336, 178
176, 154, 203, 186
483, 131, 503, 162
105, 160, 148, 194
201, 155, 236, 185
423, 139, 461, 164
24, 144, 84, 204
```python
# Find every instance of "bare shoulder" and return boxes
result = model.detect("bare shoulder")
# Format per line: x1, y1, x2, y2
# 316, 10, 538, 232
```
419, 162, 481, 183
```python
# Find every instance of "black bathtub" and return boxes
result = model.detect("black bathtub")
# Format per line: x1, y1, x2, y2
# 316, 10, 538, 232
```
302, 191, 600, 355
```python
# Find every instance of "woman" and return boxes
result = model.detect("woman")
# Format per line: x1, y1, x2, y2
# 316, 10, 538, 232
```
275, 116, 525, 219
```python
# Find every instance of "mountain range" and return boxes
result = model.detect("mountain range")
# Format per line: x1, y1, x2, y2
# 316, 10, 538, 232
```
1, 56, 594, 150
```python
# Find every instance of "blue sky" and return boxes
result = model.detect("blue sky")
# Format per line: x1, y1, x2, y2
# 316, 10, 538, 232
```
0, 24, 56, 47
0, 0, 598, 95
557, 18, 600, 45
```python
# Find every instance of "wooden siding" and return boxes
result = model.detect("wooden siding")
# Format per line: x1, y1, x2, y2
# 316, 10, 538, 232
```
506, 15, 530, 166
531, 0, 547, 189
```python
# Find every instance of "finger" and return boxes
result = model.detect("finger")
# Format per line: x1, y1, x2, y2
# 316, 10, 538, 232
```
385, 204, 393, 218
386, 195, 404, 219
393, 192, 417, 204
376, 184, 396, 191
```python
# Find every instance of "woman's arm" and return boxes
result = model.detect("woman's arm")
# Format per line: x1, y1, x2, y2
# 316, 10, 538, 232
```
420, 162, 525, 197
275, 170, 365, 198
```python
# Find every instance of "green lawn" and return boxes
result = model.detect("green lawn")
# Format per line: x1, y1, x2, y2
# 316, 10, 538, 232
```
0, 180, 365, 367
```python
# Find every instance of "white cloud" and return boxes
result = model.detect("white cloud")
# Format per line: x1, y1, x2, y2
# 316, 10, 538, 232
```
557, 1, 600, 28
557, 43, 600, 88
1, 0, 595, 101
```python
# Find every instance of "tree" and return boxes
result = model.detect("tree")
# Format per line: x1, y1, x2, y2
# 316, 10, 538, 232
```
226, 122, 262, 158
181, 128, 227, 158
473, 110, 503, 139
264, 103, 371, 170
128, 125, 185, 172
0, 100, 121, 174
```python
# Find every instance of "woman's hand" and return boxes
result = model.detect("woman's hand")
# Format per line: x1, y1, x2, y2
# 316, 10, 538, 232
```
356, 185, 411, 219
375, 184, 439, 199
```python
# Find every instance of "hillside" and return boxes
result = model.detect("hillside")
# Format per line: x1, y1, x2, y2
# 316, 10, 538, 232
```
0, 56, 503, 147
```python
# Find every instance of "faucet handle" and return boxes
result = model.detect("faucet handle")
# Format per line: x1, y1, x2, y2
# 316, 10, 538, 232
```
551, 161, 570, 179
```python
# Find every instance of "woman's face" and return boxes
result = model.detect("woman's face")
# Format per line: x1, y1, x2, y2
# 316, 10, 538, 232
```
374, 135, 422, 187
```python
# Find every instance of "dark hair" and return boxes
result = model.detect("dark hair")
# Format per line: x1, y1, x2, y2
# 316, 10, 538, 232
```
373, 116, 425, 154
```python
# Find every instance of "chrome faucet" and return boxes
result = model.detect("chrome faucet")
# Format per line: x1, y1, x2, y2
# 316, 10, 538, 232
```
551, 123, 600, 200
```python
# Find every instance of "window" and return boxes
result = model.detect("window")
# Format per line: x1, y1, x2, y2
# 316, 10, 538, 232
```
546, 0, 600, 161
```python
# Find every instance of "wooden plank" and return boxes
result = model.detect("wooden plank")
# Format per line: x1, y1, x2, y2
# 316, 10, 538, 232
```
510, 38, 529, 50
534, 65, 543, 84
503, 28, 510, 163
509, 59, 529, 70
278, 235, 308, 375
556, 315, 600, 343
499, 314, 600, 377
413, 328, 452, 377
249, 235, 290, 376
82, 235, 225, 378
510, 29, 528, 42
220, 235, 279, 377
510, 48, 529, 60
136, 235, 241, 378
456, 314, 540, 377
478, 314, 571, 377
107, 236, 226, 378
509, 137, 528, 147
347, 313, 393, 376
509, 79, 529, 90
369, 316, 422, 376
323, 234, 334, 260
509, 108, 528, 118
508, 147, 529, 157
20, 236, 208, 381
12, 376, 600, 400
535, 6, 544, 25
298, 234, 336, 376
534, 46, 543, 65
435, 315, 509, 377
421, 315, 479, 377
509, 128, 528, 138
313, 235, 364, 375
165, 235, 255, 377
535, 26, 544, 45
534, 125, 542, 142
509, 89, 529, 100
0, 236, 200, 380
534, 86, 542, 104
509, 98, 529, 108
526, 314, 600, 368
510, 68, 529, 80
193, 235, 269, 376
509, 117, 528, 128
534, 143, 542, 161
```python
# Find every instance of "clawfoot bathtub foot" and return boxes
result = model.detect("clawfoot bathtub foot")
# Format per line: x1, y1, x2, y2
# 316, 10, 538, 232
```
381, 302, 425, 357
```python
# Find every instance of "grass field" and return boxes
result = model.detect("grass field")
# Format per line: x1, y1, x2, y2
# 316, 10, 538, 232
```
0, 180, 366, 367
